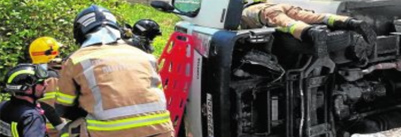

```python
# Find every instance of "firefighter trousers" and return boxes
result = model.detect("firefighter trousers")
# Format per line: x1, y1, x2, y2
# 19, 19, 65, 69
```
260, 3, 349, 39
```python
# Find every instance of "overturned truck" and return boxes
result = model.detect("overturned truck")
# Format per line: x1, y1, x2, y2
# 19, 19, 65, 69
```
153, 0, 401, 136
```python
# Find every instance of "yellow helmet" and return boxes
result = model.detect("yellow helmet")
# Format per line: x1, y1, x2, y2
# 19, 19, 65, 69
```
29, 37, 61, 64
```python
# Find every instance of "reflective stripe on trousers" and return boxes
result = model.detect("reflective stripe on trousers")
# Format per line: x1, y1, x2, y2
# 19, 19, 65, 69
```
80, 58, 167, 120
86, 111, 171, 131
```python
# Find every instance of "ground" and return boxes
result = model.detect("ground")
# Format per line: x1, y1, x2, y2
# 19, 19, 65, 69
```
352, 127, 401, 137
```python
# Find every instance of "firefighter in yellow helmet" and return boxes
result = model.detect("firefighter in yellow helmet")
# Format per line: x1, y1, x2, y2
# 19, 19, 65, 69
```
29, 36, 67, 137
29, 37, 61, 64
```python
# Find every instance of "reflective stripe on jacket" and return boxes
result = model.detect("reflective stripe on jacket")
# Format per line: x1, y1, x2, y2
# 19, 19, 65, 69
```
86, 111, 170, 131
0, 121, 18, 137
57, 42, 173, 137
40, 76, 59, 106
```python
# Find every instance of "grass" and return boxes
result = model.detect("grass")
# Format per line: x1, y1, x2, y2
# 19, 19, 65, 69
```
117, 3, 181, 57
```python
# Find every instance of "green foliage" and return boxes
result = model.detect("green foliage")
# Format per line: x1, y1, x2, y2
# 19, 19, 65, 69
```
0, 94, 10, 102
0, 0, 180, 93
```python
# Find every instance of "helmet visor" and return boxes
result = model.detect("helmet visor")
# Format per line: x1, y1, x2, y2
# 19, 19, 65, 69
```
35, 64, 49, 80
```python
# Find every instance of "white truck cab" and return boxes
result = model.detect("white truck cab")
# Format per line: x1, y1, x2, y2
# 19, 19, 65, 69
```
151, 0, 401, 137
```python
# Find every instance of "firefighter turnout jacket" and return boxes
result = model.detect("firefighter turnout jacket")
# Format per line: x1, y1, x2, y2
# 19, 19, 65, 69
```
56, 41, 173, 137
0, 98, 47, 137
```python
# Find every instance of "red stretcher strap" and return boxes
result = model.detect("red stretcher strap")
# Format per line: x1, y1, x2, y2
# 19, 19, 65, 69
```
158, 32, 194, 136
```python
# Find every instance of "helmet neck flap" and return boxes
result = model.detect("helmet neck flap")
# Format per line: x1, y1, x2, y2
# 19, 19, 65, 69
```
81, 26, 121, 48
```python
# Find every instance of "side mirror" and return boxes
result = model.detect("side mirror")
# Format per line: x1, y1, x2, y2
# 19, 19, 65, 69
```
151, 1, 175, 12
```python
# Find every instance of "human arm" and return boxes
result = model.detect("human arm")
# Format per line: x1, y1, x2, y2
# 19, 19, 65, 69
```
55, 58, 85, 120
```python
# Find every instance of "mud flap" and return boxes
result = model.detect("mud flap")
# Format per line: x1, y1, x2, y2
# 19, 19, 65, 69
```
158, 32, 194, 136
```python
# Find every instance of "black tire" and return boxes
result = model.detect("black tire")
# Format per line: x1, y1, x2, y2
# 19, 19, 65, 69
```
327, 30, 352, 52
272, 30, 351, 55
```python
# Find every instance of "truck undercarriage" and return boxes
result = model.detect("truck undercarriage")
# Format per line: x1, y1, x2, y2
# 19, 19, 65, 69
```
228, 29, 401, 137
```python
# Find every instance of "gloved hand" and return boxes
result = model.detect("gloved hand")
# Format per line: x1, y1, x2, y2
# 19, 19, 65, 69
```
49, 58, 63, 70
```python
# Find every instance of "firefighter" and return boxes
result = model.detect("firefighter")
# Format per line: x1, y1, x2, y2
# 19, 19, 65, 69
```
122, 19, 162, 53
0, 63, 49, 137
56, 5, 174, 137
29, 37, 67, 137
241, 0, 377, 50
